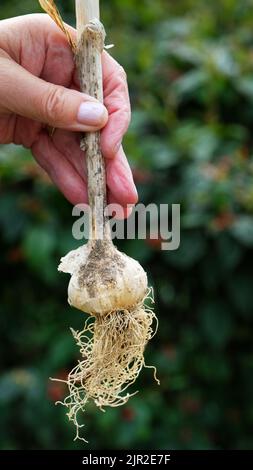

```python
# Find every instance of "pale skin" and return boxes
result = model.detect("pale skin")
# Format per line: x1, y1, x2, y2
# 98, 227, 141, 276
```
0, 14, 138, 217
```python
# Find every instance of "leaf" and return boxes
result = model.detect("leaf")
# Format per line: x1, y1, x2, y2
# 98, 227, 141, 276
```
158, 19, 194, 39
0, 370, 39, 404
141, 137, 178, 169
38, 0, 76, 51
230, 216, 253, 246
161, 41, 202, 65
172, 122, 219, 162
173, 70, 208, 99
236, 77, 253, 99
208, 46, 239, 78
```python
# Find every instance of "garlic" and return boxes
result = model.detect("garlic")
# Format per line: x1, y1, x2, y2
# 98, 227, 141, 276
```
41, 0, 159, 443
57, 238, 158, 442
59, 240, 148, 315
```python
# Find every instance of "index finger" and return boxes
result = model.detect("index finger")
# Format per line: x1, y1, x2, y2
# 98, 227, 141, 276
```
101, 51, 131, 159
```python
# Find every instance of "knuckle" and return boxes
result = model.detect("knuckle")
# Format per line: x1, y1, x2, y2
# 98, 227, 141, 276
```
121, 107, 131, 130
43, 86, 66, 125
0, 126, 12, 145
32, 148, 50, 174
118, 65, 127, 82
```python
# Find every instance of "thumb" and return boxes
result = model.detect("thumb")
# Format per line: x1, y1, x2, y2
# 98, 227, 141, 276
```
0, 58, 108, 131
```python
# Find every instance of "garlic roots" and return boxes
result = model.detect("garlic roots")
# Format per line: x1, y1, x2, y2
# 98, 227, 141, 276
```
54, 293, 158, 442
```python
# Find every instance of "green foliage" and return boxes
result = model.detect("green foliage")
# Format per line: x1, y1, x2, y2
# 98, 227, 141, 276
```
0, 0, 253, 450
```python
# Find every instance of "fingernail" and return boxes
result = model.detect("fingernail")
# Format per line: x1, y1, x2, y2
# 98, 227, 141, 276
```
77, 102, 107, 126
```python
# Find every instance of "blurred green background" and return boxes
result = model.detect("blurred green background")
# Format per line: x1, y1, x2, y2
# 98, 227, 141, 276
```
1, 0, 253, 450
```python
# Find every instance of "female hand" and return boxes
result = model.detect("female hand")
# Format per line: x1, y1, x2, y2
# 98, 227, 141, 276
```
0, 14, 137, 216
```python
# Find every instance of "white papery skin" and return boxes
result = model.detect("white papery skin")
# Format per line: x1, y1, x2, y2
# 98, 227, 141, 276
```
58, 243, 148, 315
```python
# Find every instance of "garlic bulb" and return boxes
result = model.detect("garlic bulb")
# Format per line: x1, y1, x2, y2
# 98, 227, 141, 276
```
59, 240, 148, 315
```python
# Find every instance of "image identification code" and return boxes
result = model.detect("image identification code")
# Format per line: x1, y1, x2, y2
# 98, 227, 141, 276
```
82, 454, 171, 467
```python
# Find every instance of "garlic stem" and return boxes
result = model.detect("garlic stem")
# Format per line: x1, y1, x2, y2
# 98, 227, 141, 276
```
75, 0, 111, 242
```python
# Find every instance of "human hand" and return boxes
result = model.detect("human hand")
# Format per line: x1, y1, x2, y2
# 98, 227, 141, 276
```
0, 14, 137, 216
